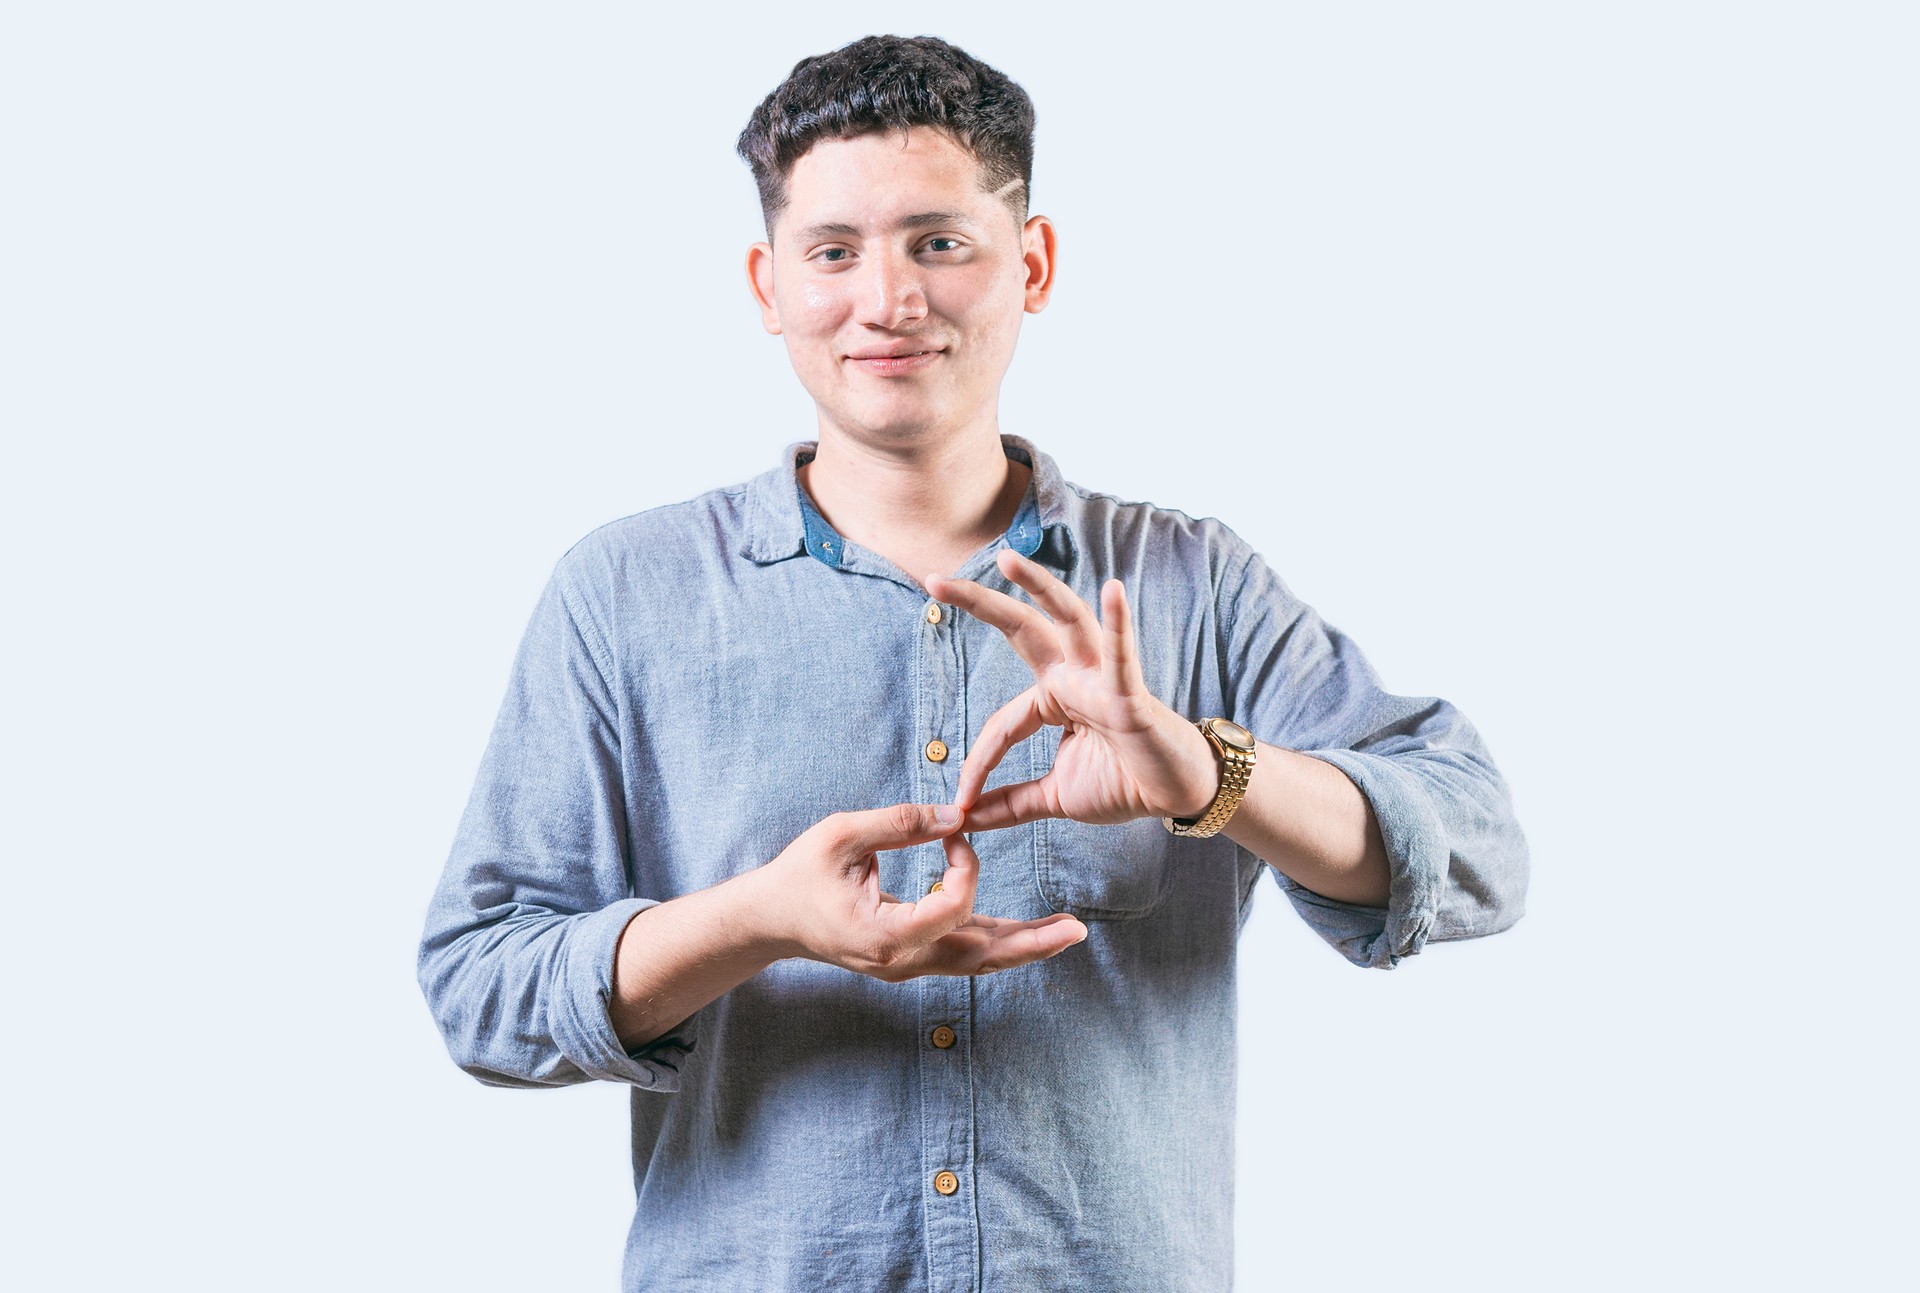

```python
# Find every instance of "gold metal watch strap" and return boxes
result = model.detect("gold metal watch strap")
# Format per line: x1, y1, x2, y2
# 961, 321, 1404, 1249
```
1162, 719, 1257, 839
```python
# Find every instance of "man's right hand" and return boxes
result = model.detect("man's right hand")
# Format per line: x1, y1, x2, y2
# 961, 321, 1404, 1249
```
752, 803, 1087, 981
612, 803, 1087, 1048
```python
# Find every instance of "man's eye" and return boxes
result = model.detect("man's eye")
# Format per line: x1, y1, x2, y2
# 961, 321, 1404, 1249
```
925, 238, 960, 253
819, 248, 850, 263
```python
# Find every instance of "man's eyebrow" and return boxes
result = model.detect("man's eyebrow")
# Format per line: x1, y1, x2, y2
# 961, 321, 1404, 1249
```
794, 212, 981, 242
796, 221, 863, 242
897, 210, 977, 231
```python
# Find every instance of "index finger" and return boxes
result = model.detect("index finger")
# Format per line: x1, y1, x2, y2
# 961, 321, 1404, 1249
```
823, 802, 961, 856
992, 549, 1102, 667
924, 571, 1064, 676
953, 686, 1045, 809
877, 830, 981, 947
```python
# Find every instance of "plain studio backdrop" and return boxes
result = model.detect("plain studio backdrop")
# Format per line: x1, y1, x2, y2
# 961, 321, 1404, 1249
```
3, 3, 1912, 1289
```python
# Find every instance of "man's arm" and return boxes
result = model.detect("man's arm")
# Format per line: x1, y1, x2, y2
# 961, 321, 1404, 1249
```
419, 561, 1085, 1083
928, 552, 1390, 902
930, 548, 1526, 963
1214, 741, 1391, 907
606, 804, 1085, 1049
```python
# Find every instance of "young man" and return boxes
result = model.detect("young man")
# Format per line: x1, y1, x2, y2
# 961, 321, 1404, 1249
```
419, 35, 1527, 1292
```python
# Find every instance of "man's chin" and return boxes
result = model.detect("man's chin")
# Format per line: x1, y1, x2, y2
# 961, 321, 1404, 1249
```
818, 403, 972, 447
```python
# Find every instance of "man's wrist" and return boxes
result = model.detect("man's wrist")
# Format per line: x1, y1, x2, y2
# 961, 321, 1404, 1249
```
730, 864, 804, 964
1156, 705, 1223, 819
1162, 717, 1258, 838
1178, 724, 1220, 817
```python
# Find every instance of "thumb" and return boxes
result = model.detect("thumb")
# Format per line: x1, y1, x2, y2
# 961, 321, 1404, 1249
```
828, 801, 963, 854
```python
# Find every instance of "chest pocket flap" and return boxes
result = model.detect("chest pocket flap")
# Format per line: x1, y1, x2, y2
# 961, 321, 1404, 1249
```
1028, 724, 1186, 920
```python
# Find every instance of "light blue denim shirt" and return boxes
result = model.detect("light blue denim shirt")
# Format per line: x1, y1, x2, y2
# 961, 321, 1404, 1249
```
418, 436, 1528, 1292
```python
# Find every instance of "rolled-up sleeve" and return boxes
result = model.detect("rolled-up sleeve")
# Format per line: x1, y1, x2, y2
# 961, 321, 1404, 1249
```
417, 559, 694, 1090
1222, 545, 1529, 968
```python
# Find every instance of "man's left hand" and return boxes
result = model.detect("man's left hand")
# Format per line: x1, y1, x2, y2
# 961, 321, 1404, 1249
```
925, 550, 1219, 831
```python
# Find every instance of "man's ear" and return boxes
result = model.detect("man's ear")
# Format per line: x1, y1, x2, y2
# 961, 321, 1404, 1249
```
746, 241, 782, 335
1022, 215, 1057, 315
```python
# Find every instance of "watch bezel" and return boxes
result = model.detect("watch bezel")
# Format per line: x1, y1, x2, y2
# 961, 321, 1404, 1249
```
1205, 718, 1255, 752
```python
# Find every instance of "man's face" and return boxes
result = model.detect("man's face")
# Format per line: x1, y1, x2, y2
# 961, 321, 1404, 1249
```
747, 128, 1055, 448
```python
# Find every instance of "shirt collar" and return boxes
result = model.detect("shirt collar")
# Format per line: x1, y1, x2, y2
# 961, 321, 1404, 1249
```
739, 434, 1078, 572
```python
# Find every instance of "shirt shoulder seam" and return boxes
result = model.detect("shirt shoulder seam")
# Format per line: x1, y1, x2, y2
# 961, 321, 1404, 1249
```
561, 485, 752, 557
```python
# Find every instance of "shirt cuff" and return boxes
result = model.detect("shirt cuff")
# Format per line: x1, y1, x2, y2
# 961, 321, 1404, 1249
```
1271, 749, 1449, 969
551, 897, 697, 1091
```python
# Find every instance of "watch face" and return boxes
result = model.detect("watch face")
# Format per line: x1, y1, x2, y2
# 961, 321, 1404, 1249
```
1211, 719, 1255, 750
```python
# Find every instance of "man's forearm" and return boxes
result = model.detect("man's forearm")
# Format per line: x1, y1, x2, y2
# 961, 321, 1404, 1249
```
1218, 740, 1392, 908
610, 869, 788, 1050
610, 802, 1088, 1049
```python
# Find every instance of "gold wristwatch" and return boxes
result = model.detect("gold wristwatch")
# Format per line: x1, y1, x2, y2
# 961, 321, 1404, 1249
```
1162, 718, 1258, 838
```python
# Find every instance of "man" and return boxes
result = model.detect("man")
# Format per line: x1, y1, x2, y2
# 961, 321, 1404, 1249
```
419, 34, 1528, 1292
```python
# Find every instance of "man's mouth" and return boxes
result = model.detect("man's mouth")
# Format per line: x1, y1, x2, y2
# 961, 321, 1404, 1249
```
845, 347, 943, 374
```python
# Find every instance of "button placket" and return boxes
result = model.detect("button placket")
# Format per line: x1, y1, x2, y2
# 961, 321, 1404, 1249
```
917, 977, 977, 1289
919, 593, 956, 878
916, 592, 978, 1293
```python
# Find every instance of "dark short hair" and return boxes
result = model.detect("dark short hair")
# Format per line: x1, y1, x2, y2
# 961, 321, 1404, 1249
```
737, 35, 1035, 233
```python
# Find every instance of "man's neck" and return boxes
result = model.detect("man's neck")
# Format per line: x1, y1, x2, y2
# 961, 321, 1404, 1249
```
798, 426, 1031, 585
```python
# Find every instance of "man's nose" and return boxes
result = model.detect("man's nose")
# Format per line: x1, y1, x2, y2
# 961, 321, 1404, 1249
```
854, 252, 928, 329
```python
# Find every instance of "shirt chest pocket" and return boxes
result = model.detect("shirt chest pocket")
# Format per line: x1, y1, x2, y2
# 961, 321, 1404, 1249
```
1028, 726, 1181, 920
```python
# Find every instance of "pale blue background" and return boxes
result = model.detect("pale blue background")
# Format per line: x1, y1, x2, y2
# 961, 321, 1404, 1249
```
3, 3, 1913, 1289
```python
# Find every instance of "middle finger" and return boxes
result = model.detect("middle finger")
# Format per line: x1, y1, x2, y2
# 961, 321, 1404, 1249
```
993, 549, 1102, 668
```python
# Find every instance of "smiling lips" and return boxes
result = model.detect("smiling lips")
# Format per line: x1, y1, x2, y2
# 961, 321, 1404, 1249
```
846, 346, 943, 376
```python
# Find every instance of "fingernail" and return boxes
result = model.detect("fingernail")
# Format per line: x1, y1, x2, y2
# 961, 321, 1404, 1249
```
934, 805, 956, 826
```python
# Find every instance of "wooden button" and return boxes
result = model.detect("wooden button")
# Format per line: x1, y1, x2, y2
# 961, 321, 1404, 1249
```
927, 880, 943, 895
933, 1170, 959, 1196
925, 739, 948, 763
925, 602, 943, 625
931, 1025, 956, 1050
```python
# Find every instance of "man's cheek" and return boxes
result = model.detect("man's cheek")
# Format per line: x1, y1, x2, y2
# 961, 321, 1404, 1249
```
801, 281, 835, 313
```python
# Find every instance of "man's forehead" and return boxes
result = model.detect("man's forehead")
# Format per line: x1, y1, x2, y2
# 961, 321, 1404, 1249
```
789, 125, 973, 173
776, 129, 1014, 235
